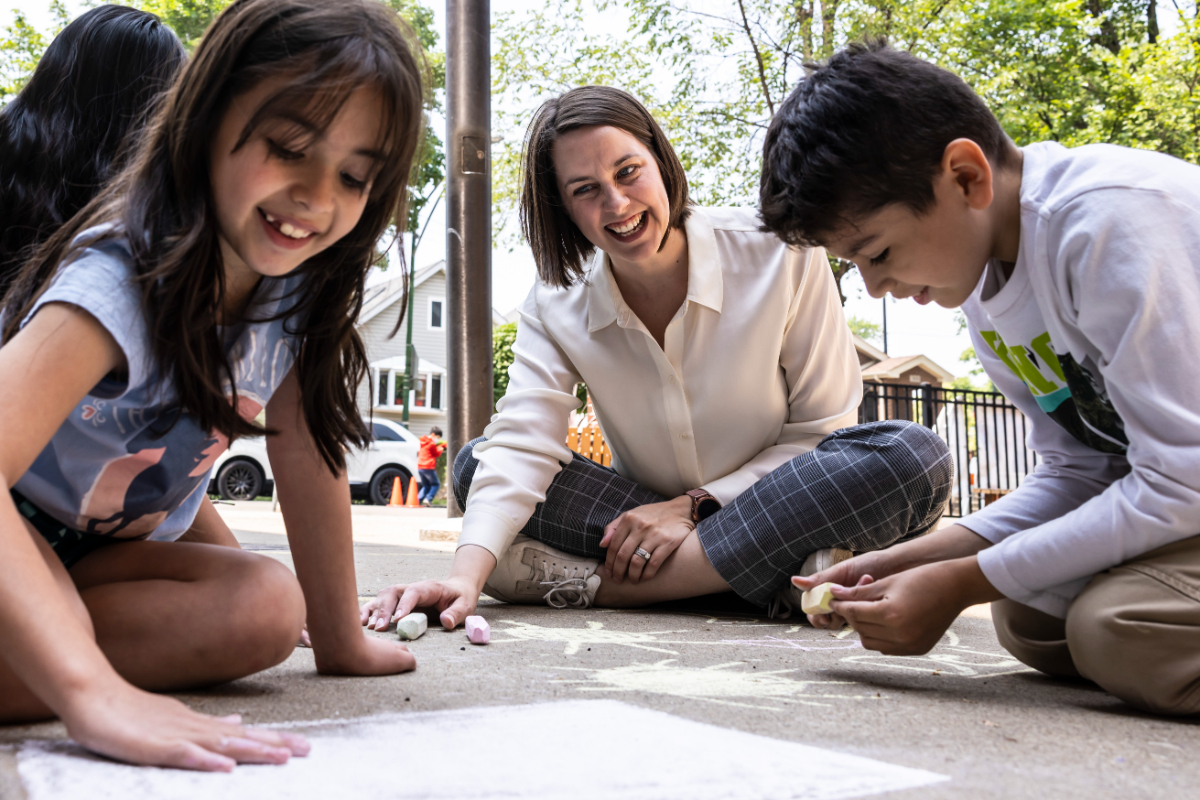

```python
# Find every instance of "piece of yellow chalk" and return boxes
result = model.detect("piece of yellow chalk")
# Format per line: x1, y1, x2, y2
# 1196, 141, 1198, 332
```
396, 612, 428, 641
801, 582, 837, 615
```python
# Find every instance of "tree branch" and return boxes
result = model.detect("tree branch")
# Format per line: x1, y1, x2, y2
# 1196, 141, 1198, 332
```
736, 0, 776, 115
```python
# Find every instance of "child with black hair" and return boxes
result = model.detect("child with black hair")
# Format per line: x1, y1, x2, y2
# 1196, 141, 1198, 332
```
760, 40, 1200, 716
0, 0, 425, 771
0, 4, 186, 296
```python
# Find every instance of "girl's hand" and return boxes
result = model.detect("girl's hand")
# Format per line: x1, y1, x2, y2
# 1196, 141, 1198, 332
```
65, 677, 308, 772
600, 496, 695, 585
312, 633, 416, 676
361, 575, 480, 632
826, 557, 1003, 655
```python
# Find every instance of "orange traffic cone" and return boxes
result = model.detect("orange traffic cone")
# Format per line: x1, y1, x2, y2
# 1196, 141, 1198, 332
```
388, 476, 404, 507
405, 476, 420, 508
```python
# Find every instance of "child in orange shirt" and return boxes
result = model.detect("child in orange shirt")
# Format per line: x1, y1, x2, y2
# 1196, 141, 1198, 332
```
417, 427, 447, 506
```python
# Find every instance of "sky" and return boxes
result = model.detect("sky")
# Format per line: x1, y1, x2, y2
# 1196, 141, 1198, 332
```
4, 0, 1186, 376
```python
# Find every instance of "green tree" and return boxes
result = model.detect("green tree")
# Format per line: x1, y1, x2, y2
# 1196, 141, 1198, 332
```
847, 314, 881, 345
491, 0, 1200, 297
492, 321, 518, 409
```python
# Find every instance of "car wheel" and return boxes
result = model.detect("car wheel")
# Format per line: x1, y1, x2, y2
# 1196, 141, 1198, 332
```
217, 459, 264, 501
370, 467, 409, 506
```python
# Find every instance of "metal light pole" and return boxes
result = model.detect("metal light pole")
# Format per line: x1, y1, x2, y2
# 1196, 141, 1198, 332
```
445, 0, 493, 517
882, 296, 889, 355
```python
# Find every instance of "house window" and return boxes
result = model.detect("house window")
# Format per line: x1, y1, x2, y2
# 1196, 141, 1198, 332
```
429, 298, 444, 330
430, 374, 442, 409
413, 375, 427, 407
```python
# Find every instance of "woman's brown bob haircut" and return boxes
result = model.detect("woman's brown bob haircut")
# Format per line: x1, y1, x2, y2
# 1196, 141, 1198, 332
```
520, 86, 690, 288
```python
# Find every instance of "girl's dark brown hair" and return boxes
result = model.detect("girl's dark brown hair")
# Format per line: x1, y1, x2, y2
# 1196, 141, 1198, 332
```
2, 0, 426, 473
519, 86, 690, 288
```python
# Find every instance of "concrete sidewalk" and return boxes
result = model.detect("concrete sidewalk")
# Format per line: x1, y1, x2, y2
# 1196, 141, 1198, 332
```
1, 502, 1196, 799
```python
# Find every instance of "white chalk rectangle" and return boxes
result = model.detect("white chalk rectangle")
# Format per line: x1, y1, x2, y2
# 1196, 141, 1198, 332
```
17, 699, 946, 799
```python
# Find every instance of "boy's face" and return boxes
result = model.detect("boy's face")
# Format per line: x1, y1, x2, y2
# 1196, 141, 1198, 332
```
823, 145, 1002, 309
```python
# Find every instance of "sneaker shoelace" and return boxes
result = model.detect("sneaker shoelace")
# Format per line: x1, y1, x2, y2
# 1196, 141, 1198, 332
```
536, 560, 595, 609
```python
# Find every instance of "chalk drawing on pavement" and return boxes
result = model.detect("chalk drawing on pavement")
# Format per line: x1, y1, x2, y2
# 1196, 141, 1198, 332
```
549, 658, 881, 710
493, 619, 691, 655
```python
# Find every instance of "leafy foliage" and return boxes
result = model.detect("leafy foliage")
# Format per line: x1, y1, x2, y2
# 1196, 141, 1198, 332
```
492, 320, 518, 409
491, 0, 1200, 295
847, 314, 881, 344
0, 1, 67, 104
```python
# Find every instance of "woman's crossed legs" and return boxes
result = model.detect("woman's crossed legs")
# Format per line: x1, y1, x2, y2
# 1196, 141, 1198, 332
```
454, 419, 953, 609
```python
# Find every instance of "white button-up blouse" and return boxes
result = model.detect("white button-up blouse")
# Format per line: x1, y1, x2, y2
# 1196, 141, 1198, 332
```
459, 207, 862, 559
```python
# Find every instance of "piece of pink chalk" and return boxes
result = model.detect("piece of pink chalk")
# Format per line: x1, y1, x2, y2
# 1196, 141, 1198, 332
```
465, 615, 490, 644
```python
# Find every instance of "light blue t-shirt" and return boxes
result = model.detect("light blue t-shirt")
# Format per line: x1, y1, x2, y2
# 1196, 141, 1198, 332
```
6, 232, 306, 541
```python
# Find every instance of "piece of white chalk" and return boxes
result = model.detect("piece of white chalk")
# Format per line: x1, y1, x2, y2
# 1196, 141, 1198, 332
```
800, 582, 838, 615
396, 612, 428, 641
465, 615, 490, 644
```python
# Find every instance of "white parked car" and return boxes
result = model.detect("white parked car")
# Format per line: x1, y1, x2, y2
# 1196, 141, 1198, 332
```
209, 418, 421, 505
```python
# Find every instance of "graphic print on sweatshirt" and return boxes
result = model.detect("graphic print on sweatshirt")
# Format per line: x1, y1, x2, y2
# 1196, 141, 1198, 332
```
978, 329, 1128, 455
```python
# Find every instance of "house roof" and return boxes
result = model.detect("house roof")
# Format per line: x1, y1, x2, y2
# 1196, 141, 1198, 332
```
861, 354, 956, 384
851, 333, 888, 365
358, 260, 516, 329
358, 260, 445, 326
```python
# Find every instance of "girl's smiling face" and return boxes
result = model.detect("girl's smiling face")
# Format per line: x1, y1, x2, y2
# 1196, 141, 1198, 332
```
209, 75, 385, 286
552, 125, 673, 268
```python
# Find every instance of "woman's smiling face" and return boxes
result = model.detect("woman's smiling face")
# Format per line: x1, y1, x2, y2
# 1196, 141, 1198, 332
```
552, 125, 672, 267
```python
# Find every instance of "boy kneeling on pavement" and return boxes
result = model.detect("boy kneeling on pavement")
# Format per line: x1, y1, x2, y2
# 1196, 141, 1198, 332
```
761, 39, 1200, 716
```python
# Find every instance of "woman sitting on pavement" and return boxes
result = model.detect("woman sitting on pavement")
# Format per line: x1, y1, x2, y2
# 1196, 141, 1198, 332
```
361, 86, 953, 630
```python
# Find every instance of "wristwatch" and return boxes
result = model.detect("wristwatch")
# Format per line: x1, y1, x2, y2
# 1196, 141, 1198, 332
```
685, 488, 721, 522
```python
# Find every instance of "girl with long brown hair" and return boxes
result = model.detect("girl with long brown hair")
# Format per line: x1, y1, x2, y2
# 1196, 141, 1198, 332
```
0, 0, 424, 771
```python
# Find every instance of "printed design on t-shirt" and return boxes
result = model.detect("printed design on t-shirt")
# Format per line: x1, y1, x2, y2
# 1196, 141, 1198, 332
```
979, 329, 1128, 455
75, 394, 265, 538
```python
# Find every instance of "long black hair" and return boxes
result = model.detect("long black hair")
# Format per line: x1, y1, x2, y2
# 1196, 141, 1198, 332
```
0, 5, 186, 296
3, 0, 426, 474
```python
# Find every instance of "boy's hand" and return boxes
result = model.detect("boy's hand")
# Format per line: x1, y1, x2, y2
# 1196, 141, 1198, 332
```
827, 557, 1003, 655
66, 676, 308, 771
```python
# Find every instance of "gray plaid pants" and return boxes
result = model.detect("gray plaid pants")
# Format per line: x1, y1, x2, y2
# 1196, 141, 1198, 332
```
453, 420, 952, 606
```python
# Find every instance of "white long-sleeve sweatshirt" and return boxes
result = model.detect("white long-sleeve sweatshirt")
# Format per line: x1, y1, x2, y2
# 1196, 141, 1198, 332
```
961, 141, 1200, 618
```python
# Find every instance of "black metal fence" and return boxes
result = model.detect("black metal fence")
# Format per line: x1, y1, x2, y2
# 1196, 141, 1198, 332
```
859, 381, 1040, 517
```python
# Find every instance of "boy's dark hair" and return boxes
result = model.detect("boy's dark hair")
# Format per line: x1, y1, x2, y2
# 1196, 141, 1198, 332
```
430, 426, 442, 436
0, 5, 186, 297
759, 39, 1015, 248
520, 86, 690, 288
3, 0, 427, 473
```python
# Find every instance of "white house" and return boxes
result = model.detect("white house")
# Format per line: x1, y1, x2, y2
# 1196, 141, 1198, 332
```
355, 260, 510, 437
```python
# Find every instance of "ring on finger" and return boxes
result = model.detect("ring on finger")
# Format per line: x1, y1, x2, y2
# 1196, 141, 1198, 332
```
633, 546, 652, 562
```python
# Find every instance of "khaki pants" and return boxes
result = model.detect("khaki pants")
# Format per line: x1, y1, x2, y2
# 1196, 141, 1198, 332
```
992, 535, 1200, 716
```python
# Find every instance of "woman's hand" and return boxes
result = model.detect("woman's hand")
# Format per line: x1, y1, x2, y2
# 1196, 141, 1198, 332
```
360, 575, 480, 632
826, 556, 1004, 655
600, 496, 695, 584
64, 676, 309, 772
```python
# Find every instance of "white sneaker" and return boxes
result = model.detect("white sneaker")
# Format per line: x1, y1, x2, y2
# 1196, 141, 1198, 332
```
483, 535, 603, 609
766, 547, 854, 620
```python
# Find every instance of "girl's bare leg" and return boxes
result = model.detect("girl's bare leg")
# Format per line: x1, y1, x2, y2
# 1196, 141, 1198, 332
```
594, 531, 730, 607
0, 537, 305, 723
